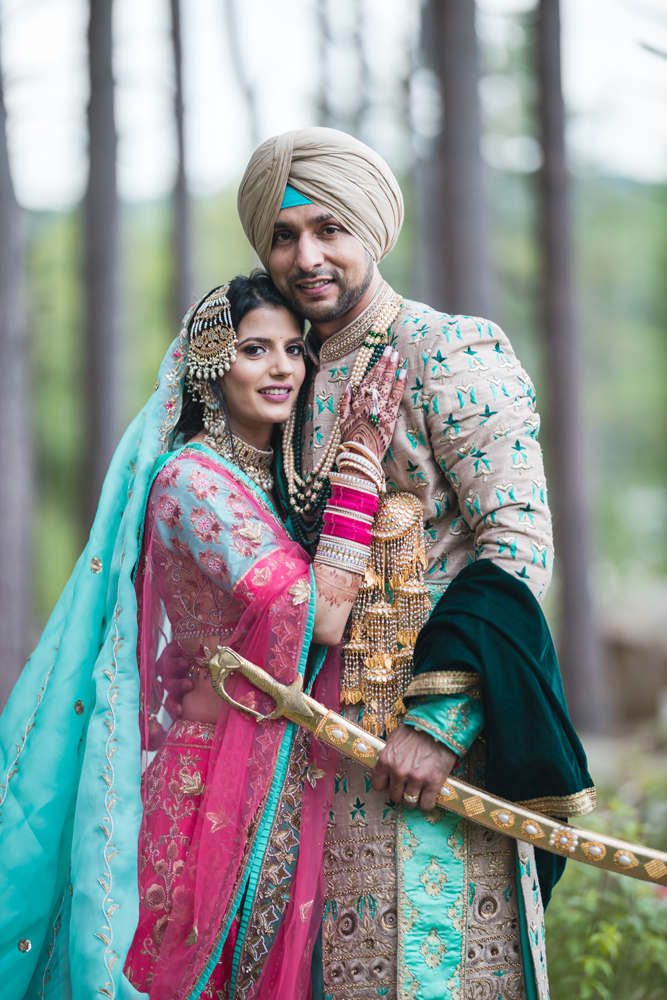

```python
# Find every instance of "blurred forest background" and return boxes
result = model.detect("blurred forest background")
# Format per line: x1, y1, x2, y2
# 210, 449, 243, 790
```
0, 0, 666, 993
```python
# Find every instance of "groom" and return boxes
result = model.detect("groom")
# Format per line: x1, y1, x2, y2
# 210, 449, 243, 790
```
236, 128, 579, 1000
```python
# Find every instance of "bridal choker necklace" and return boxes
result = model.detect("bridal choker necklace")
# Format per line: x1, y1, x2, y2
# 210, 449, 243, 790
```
205, 430, 274, 495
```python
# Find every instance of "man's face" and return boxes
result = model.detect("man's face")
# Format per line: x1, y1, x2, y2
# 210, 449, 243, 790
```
268, 203, 375, 324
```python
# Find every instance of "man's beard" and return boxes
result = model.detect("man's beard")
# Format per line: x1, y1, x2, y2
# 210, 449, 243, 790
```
282, 255, 375, 324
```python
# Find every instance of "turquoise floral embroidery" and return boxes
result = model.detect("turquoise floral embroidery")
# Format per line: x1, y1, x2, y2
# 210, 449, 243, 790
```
350, 797, 366, 822
327, 365, 349, 383
406, 460, 428, 488
495, 480, 516, 505
455, 382, 477, 408
315, 389, 335, 414
497, 533, 518, 559
406, 426, 428, 450
518, 504, 537, 525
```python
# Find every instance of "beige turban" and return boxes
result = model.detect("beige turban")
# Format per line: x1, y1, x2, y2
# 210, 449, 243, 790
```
237, 127, 404, 269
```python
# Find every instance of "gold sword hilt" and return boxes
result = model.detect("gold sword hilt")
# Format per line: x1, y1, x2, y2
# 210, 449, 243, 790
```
208, 646, 316, 727
207, 646, 667, 887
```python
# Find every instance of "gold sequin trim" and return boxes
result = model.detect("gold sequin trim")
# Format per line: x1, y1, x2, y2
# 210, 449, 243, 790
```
404, 671, 480, 700
516, 787, 596, 818
463, 795, 485, 817
18, 939, 31, 952
403, 714, 468, 757
645, 858, 667, 881
90, 557, 102, 574
318, 281, 396, 364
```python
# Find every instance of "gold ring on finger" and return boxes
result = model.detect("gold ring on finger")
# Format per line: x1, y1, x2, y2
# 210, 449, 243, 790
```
403, 792, 419, 805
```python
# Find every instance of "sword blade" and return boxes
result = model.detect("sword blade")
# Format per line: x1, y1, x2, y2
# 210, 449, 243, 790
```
207, 646, 667, 887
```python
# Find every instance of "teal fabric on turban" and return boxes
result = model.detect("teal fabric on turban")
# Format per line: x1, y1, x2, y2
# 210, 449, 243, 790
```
281, 184, 313, 209
237, 127, 404, 268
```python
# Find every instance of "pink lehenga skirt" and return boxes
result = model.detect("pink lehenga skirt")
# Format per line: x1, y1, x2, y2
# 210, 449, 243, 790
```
124, 720, 240, 998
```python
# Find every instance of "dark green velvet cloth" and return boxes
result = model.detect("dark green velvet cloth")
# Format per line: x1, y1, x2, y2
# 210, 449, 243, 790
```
413, 560, 594, 906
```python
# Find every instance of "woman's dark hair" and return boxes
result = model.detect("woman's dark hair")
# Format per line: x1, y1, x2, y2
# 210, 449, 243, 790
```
174, 270, 304, 444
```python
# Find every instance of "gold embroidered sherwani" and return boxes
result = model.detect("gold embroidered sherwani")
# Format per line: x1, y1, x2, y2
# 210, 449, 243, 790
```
304, 296, 553, 601
302, 292, 553, 1000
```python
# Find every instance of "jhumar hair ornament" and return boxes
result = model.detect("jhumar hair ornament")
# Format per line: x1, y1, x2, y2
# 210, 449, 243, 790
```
186, 284, 237, 385
185, 283, 275, 495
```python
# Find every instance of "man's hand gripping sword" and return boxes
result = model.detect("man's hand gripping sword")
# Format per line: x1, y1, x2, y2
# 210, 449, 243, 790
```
208, 646, 667, 888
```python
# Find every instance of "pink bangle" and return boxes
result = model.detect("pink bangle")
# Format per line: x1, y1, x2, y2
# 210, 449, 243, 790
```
324, 506, 375, 525
323, 509, 373, 535
323, 513, 374, 538
323, 522, 373, 546
330, 487, 379, 514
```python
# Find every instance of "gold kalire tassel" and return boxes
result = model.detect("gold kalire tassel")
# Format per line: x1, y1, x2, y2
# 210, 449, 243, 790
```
342, 492, 430, 736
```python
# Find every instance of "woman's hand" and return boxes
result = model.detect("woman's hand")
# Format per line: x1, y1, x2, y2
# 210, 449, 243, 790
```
155, 642, 193, 719
339, 347, 406, 464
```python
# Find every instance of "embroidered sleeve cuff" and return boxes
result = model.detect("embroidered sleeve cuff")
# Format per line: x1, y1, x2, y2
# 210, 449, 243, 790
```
403, 694, 484, 757
404, 670, 481, 701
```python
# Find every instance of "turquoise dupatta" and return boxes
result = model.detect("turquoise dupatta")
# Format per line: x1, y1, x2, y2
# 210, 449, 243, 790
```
0, 316, 198, 1000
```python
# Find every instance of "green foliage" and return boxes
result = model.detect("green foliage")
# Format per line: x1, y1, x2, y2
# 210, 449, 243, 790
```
27, 209, 84, 623
547, 772, 667, 1000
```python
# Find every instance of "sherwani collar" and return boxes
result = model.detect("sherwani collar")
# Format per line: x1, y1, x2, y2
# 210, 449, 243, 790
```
304, 279, 392, 366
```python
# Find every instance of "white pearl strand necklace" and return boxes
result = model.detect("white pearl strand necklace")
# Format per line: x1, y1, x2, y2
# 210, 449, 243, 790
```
283, 291, 402, 514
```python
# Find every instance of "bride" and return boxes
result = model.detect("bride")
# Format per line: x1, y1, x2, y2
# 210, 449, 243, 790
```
0, 271, 404, 1000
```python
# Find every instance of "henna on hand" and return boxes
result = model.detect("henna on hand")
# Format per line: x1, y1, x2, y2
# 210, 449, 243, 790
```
313, 564, 363, 608
339, 350, 406, 464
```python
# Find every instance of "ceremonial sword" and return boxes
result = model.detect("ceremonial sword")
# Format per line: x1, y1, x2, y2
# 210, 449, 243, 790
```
207, 646, 667, 888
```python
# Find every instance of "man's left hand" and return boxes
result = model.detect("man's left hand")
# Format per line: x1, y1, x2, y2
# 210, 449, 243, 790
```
371, 724, 458, 812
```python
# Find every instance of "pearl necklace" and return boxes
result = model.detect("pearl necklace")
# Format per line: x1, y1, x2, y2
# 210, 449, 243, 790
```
282, 287, 402, 515
205, 431, 274, 495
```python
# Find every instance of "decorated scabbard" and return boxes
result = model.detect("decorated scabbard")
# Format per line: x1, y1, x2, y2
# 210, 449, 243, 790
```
207, 646, 667, 888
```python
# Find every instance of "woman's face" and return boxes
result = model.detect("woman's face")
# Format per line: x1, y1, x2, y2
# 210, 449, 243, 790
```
219, 305, 305, 443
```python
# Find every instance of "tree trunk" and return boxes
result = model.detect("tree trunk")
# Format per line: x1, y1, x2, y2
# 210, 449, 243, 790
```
0, 39, 32, 709
83, 0, 120, 532
170, 0, 192, 325
415, 0, 447, 309
536, 0, 608, 732
416, 0, 492, 317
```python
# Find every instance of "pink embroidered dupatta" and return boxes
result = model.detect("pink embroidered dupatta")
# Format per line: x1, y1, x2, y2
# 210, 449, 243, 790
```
128, 444, 338, 1000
